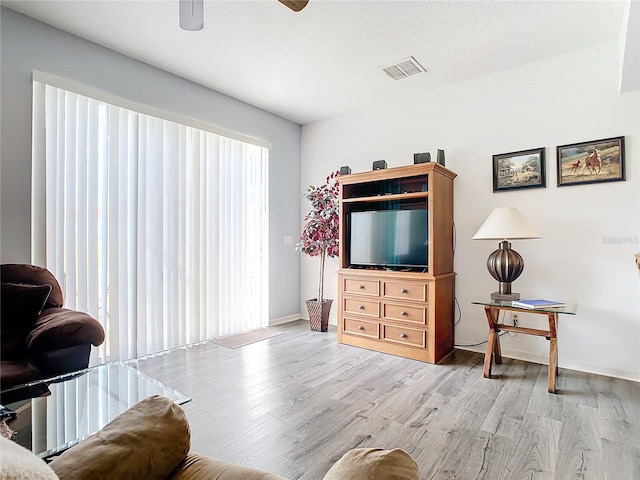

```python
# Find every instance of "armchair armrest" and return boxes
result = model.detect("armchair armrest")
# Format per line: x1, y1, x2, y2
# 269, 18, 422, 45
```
26, 308, 105, 353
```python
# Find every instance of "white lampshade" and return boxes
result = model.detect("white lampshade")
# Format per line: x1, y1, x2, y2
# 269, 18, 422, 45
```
472, 207, 541, 240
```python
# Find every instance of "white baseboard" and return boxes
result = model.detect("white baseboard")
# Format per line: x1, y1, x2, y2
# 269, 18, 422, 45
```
269, 314, 303, 326
270, 314, 339, 327
455, 345, 640, 383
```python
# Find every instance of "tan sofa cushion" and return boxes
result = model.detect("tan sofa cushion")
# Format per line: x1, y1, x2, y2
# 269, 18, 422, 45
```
49, 395, 190, 480
0, 435, 59, 480
322, 448, 419, 480
168, 453, 287, 480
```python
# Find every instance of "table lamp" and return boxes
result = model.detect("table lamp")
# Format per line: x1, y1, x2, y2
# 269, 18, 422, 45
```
473, 207, 541, 301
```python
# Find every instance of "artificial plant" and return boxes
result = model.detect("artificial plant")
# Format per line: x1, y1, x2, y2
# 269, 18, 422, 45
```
296, 171, 340, 302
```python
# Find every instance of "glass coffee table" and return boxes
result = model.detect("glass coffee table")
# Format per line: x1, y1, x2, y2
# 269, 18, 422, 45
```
3, 362, 190, 459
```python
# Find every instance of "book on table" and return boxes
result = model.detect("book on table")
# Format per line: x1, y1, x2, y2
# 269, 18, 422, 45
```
511, 299, 566, 309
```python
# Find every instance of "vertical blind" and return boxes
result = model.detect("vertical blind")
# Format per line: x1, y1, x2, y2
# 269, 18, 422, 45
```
32, 81, 269, 363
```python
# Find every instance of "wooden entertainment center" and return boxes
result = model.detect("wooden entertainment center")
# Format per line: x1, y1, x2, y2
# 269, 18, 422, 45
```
337, 163, 456, 363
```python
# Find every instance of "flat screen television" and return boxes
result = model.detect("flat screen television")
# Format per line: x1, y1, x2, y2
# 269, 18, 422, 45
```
349, 209, 428, 269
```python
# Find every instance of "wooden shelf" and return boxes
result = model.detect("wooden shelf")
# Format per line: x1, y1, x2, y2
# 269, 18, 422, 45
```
342, 192, 428, 203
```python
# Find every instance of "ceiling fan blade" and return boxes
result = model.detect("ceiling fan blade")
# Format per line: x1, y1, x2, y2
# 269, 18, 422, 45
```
180, 0, 204, 31
278, 0, 309, 12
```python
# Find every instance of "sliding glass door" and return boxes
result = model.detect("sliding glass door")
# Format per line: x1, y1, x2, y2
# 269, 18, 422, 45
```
32, 80, 269, 363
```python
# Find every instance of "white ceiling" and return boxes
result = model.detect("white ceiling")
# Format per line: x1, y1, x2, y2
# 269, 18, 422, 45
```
3, 0, 629, 125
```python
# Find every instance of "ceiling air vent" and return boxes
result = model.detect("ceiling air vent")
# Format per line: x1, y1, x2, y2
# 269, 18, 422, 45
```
382, 56, 426, 80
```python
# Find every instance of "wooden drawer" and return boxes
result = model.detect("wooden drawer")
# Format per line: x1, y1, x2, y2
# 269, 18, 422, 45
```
382, 324, 426, 348
343, 318, 380, 339
343, 278, 379, 296
383, 281, 427, 302
383, 303, 427, 325
343, 298, 380, 318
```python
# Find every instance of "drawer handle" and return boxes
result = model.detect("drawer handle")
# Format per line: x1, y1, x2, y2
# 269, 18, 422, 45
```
358, 325, 364, 331
358, 284, 365, 289
400, 310, 407, 316
400, 288, 407, 294
358, 305, 364, 310
400, 333, 407, 338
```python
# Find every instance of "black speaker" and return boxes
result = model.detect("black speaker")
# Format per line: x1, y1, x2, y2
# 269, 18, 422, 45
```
339, 166, 351, 175
436, 149, 446, 166
414, 152, 431, 164
372, 160, 387, 170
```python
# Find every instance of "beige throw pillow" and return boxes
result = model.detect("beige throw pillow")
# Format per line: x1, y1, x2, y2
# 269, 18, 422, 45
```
323, 448, 419, 480
49, 395, 190, 480
0, 435, 59, 480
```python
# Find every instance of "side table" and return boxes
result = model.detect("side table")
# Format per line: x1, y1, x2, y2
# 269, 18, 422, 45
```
472, 300, 577, 393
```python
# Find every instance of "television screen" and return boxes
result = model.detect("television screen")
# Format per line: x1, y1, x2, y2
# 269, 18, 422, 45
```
349, 209, 428, 268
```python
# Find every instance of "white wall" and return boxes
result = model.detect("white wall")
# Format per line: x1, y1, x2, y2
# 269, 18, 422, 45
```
0, 7, 302, 322
301, 41, 640, 381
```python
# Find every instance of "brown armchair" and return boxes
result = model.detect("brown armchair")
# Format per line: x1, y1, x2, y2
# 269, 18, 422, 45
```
1, 264, 105, 404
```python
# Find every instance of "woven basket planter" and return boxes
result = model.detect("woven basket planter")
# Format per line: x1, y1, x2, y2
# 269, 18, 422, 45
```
306, 299, 332, 332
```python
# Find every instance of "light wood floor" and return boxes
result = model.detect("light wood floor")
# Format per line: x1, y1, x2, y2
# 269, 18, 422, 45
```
132, 320, 640, 480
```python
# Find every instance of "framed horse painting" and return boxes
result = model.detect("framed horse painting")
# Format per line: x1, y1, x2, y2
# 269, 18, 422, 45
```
557, 136, 625, 187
